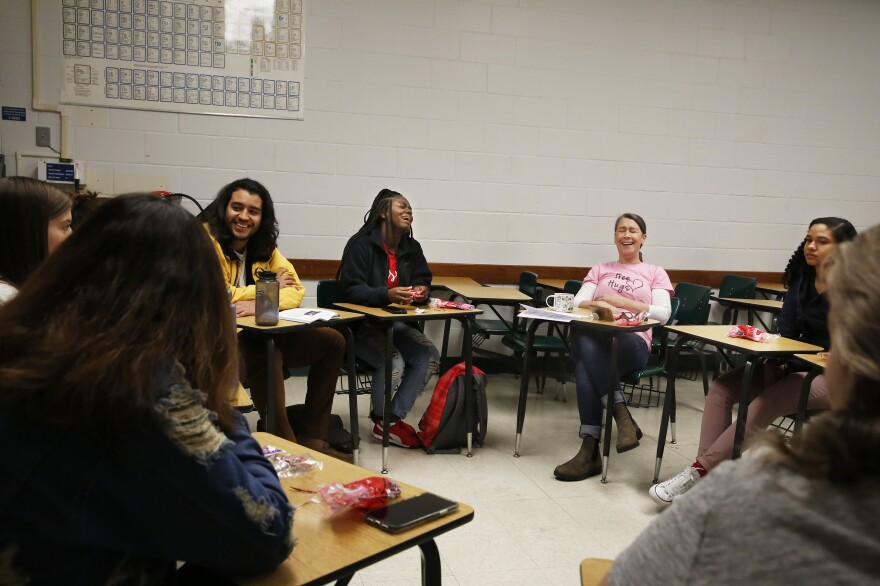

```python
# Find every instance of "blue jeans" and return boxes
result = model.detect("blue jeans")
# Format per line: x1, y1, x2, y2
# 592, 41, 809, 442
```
573, 331, 648, 438
355, 322, 440, 420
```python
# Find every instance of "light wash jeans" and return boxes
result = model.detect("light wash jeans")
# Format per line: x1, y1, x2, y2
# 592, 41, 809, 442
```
355, 322, 440, 420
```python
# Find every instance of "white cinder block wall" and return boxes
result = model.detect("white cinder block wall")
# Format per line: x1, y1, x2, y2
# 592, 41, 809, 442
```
3, 0, 880, 286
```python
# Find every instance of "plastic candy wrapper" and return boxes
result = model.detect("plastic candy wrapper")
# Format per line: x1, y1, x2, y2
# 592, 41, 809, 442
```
272, 453, 322, 478
727, 325, 779, 343
429, 298, 475, 311
615, 311, 647, 326
262, 445, 284, 457
317, 476, 402, 513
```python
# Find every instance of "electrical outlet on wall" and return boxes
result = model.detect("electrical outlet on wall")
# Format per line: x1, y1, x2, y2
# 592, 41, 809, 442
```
36, 127, 51, 148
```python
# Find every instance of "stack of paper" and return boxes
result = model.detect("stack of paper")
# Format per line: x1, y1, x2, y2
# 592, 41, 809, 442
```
278, 308, 339, 324
517, 305, 590, 323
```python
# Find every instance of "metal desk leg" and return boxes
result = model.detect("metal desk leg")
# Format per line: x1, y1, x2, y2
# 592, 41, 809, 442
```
340, 325, 360, 466
419, 539, 442, 586
731, 358, 756, 459
265, 336, 277, 435
456, 316, 475, 457
601, 335, 619, 484
440, 319, 452, 371
654, 336, 685, 483
795, 368, 821, 434
382, 322, 394, 474
514, 320, 540, 457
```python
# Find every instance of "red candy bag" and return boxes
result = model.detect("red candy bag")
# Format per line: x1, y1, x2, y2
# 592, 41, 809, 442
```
429, 298, 475, 311
727, 325, 779, 343
317, 477, 402, 512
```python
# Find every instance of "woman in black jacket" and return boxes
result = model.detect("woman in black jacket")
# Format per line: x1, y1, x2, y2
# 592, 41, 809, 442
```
338, 189, 439, 449
649, 217, 857, 507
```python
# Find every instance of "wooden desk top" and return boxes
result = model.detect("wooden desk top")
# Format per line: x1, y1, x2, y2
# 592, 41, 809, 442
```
718, 297, 784, 312
794, 353, 826, 369
666, 325, 823, 355
442, 284, 531, 302
431, 276, 482, 289
523, 307, 660, 333
756, 282, 787, 294
580, 558, 613, 586
335, 302, 482, 321
237, 309, 365, 332
537, 278, 574, 292
244, 433, 474, 586
229, 382, 253, 409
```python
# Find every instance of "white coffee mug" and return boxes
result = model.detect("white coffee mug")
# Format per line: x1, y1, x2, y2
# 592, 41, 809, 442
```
546, 292, 574, 313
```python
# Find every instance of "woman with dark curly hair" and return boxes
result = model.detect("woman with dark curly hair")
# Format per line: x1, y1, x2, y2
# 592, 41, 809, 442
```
611, 223, 880, 584
650, 217, 857, 506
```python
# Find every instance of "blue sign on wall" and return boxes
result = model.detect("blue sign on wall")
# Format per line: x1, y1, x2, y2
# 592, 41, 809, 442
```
1, 106, 27, 121
45, 163, 76, 183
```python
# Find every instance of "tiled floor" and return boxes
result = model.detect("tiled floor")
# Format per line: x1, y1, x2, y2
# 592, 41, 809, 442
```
247, 371, 711, 585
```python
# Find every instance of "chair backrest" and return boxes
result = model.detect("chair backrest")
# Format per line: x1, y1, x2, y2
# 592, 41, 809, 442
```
316, 279, 344, 309
667, 296, 681, 325
718, 274, 757, 304
518, 271, 539, 305
563, 279, 583, 295
672, 282, 711, 325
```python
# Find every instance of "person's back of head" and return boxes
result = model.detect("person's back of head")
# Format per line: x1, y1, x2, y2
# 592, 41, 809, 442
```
198, 177, 278, 261
71, 188, 111, 230
0, 194, 237, 432
0, 176, 72, 286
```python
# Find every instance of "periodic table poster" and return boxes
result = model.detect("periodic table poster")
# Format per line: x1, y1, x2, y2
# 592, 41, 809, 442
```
60, 0, 305, 120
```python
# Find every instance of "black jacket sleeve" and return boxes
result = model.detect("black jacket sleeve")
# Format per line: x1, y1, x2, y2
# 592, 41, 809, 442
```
340, 234, 389, 307
403, 238, 432, 289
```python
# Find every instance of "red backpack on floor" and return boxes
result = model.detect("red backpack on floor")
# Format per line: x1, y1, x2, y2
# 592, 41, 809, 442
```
417, 362, 488, 454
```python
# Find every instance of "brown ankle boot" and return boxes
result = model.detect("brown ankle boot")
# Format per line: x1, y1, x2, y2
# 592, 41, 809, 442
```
613, 402, 642, 453
554, 436, 601, 481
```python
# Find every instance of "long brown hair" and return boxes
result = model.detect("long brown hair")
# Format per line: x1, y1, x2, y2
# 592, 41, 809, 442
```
759, 225, 880, 482
0, 194, 238, 432
0, 177, 73, 286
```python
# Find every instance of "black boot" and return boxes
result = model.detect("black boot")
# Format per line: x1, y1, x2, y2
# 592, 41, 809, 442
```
613, 402, 643, 453
554, 436, 601, 481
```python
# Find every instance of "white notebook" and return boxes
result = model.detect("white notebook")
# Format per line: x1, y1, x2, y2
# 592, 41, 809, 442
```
278, 308, 338, 324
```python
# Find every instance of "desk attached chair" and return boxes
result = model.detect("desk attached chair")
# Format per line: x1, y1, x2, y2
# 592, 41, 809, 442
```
316, 279, 373, 397
664, 282, 713, 395
469, 270, 534, 348
620, 296, 681, 408
500, 272, 570, 397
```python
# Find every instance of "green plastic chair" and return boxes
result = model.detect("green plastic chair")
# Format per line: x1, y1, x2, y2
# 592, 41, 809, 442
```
563, 279, 583, 295
666, 282, 713, 395
470, 271, 537, 347
713, 274, 758, 325
620, 297, 681, 407
500, 272, 569, 395
316, 279, 372, 396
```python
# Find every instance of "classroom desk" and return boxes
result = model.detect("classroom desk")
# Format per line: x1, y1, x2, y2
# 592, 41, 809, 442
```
430, 276, 481, 289
793, 353, 826, 433
335, 303, 482, 473
237, 311, 365, 464
244, 432, 474, 586
231, 383, 255, 412
654, 325, 822, 482
717, 297, 784, 332
513, 307, 659, 483
756, 281, 787, 300
536, 278, 571, 292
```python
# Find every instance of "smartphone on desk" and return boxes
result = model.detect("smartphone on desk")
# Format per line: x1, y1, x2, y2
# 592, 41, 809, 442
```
364, 493, 459, 534
382, 305, 407, 314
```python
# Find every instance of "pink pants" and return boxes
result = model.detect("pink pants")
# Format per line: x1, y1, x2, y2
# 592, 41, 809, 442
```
696, 366, 828, 471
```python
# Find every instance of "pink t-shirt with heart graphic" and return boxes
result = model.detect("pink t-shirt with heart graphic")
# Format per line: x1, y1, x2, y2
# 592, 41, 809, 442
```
584, 261, 674, 348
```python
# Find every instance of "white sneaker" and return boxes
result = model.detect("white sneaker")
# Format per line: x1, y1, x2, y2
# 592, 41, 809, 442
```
649, 467, 702, 507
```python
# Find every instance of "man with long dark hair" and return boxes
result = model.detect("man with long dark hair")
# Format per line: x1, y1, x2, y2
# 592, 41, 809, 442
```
201, 178, 350, 461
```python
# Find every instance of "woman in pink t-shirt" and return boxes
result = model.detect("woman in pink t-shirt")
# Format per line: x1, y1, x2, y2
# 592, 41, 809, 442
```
554, 213, 674, 481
